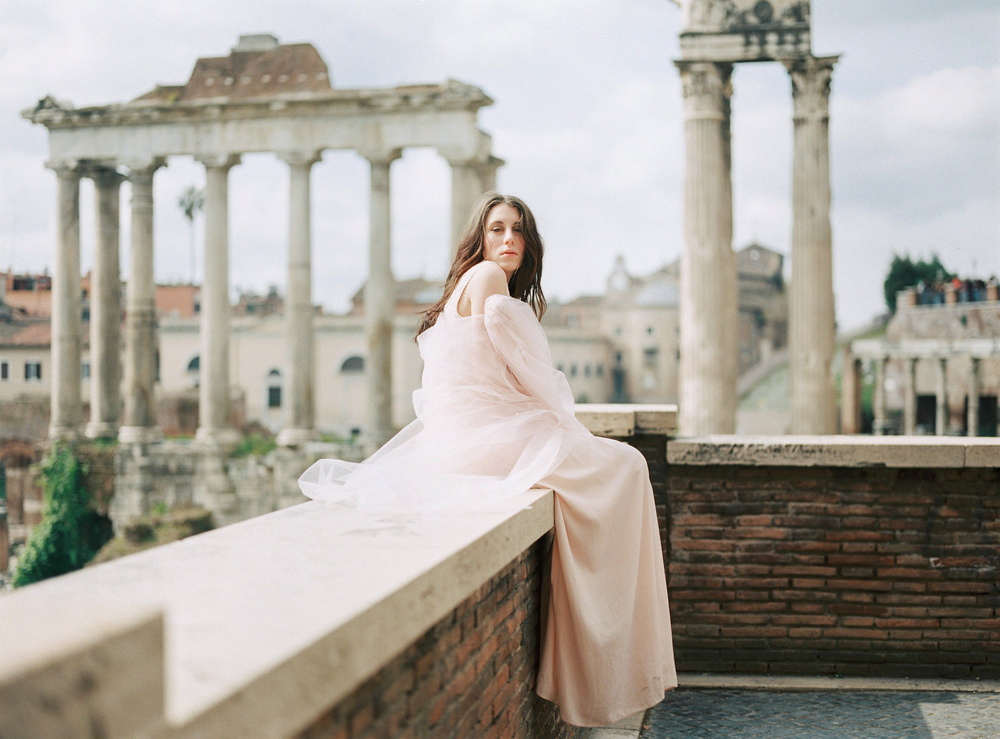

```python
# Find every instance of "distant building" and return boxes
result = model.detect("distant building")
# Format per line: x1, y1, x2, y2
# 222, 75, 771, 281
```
848, 284, 1000, 436
1, 244, 787, 438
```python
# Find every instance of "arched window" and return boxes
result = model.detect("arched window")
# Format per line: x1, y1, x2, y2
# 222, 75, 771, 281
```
267, 368, 282, 409
341, 356, 365, 374
186, 355, 200, 388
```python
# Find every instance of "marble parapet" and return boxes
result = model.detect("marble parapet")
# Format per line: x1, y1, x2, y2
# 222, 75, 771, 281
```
574, 403, 678, 438
0, 489, 553, 738
668, 435, 1000, 468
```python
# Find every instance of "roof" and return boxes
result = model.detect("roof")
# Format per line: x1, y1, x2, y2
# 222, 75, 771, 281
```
737, 243, 784, 279
132, 35, 331, 105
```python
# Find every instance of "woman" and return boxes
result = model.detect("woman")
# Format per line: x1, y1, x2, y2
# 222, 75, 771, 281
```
300, 193, 676, 726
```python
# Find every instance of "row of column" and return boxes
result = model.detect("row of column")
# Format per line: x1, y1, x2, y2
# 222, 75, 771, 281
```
675, 55, 838, 436
844, 355, 987, 436
47, 151, 499, 447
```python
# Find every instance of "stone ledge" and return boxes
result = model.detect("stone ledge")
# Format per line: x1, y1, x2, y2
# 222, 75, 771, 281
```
0, 488, 554, 738
0, 598, 165, 739
575, 404, 678, 438
667, 435, 1000, 468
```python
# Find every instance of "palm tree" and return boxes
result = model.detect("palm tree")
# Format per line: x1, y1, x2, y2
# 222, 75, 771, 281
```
178, 186, 204, 284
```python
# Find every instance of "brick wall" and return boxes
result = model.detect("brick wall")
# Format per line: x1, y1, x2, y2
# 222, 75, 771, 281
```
296, 535, 585, 739
655, 464, 999, 679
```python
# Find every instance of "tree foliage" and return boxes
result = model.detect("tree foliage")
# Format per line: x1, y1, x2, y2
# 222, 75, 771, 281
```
883, 254, 954, 313
12, 445, 112, 587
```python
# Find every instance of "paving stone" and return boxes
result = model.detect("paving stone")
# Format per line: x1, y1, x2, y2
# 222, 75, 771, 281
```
639, 690, 1000, 739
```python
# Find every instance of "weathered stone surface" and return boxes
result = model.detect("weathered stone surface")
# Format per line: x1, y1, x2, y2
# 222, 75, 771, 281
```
666, 435, 997, 468
0, 597, 164, 739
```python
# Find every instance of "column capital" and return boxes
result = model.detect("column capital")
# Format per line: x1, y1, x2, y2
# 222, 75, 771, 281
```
785, 55, 839, 121
674, 60, 732, 120
45, 159, 83, 179
196, 154, 241, 171
89, 166, 128, 189
124, 158, 167, 177
360, 148, 402, 166
278, 150, 322, 168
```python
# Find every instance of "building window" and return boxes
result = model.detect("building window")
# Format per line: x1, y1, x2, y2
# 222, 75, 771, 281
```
557, 363, 564, 373
570, 363, 578, 377
1, 361, 8, 381
25, 361, 42, 381
341, 356, 365, 374
596, 364, 604, 378
267, 368, 282, 409
646, 326, 653, 335
643, 347, 658, 369
186, 355, 200, 388
81, 362, 91, 379
584, 364, 591, 378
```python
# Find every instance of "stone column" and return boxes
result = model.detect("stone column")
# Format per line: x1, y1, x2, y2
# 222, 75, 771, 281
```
195, 155, 241, 449
120, 160, 165, 444
840, 352, 862, 434
447, 158, 484, 253
968, 357, 980, 437
477, 156, 503, 194
363, 149, 401, 446
903, 357, 918, 435
675, 61, 737, 435
277, 151, 321, 448
47, 161, 83, 441
935, 357, 947, 436
872, 357, 887, 436
86, 166, 126, 439
785, 55, 839, 435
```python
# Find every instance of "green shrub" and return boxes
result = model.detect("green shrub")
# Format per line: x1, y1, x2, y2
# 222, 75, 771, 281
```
230, 433, 277, 458
12, 445, 112, 587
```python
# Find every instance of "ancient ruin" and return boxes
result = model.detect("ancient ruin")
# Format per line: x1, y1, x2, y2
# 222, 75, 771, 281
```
674, 0, 838, 435
23, 33, 501, 450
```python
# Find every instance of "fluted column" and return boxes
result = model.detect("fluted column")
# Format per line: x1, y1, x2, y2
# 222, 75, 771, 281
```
47, 161, 83, 441
935, 357, 947, 436
840, 354, 862, 434
277, 151, 321, 448
675, 61, 737, 435
86, 166, 126, 439
903, 357, 918, 435
363, 149, 402, 446
968, 357, 980, 437
786, 55, 839, 434
873, 357, 887, 436
120, 159, 165, 444
476, 155, 503, 194
447, 158, 484, 253
195, 155, 241, 449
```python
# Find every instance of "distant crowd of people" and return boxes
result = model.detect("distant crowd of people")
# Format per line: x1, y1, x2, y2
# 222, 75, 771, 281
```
914, 275, 999, 305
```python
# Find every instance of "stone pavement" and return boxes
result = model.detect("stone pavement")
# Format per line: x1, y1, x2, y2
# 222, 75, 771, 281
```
638, 688, 1000, 739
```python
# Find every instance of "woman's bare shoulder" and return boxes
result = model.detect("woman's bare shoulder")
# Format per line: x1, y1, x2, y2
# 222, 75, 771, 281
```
466, 261, 509, 315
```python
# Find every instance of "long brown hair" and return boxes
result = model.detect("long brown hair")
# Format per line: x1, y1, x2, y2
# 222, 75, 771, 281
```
416, 192, 546, 336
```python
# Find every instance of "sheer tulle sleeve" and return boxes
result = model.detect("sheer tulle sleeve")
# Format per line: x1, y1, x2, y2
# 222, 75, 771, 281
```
297, 293, 579, 512
482, 295, 576, 425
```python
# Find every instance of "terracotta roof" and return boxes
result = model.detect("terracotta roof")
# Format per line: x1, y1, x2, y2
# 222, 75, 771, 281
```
4, 322, 52, 347
133, 36, 331, 104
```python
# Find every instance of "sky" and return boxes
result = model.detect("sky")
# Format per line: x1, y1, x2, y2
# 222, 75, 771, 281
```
0, 0, 998, 330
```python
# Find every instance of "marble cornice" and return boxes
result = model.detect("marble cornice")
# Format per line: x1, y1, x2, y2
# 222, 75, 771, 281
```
22, 79, 493, 130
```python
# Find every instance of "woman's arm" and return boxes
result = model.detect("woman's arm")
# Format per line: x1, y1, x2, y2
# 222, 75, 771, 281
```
458, 261, 510, 317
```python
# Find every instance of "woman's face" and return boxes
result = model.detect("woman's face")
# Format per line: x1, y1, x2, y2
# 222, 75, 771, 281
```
483, 203, 524, 280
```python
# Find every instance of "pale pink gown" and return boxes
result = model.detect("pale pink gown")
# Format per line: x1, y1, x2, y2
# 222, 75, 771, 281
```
300, 262, 676, 726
